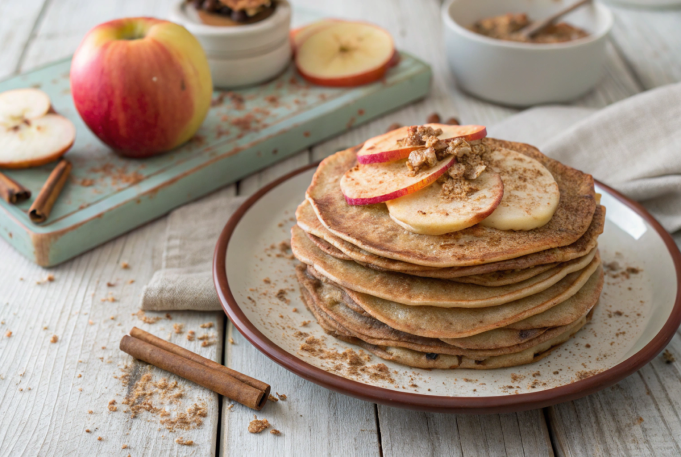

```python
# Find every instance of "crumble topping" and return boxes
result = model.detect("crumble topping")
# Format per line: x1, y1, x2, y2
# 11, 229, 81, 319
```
248, 415, 270, 433
400, 125, 489, 182
469, 13, 589, 44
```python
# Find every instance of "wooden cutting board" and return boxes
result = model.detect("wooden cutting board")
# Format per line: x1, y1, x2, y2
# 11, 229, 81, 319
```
0, 53, 431, 266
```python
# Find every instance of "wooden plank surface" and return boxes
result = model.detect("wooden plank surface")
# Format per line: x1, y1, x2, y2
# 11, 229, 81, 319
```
0, 1, 225, 455
1, 0, 680, 455
0, 0, 48, 79
609, 5, 681, 90
221, 150, 381, 456
0, 217, 225, 456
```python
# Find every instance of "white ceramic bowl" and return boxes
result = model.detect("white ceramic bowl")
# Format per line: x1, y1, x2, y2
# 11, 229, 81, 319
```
169, 0, 291, 88
442, 0, 613, 107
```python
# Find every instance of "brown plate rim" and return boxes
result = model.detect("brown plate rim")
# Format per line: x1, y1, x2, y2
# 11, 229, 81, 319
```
213, 162, 681, 414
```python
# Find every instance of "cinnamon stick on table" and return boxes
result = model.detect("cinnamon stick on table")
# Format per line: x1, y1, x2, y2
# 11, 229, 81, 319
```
0, 171, 31, 204
29, 159, 72, 223
120, 327, 271, 410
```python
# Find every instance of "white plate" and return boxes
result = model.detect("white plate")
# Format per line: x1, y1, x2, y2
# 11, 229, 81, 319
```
214, 164, 681, 413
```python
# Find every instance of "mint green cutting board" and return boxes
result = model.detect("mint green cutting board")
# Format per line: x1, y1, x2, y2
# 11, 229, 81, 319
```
0, 53, 431, 267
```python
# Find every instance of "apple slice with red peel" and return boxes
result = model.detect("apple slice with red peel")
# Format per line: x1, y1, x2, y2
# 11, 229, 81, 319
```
295, 22, 395, 87
357, 124, 487, 164
386, 171, 504, 235
0, 88, 76, 169
340, 156, 456, 205
290, 19, 341, 54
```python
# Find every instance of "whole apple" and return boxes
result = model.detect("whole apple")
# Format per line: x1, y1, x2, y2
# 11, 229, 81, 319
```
70, 17, 212, 158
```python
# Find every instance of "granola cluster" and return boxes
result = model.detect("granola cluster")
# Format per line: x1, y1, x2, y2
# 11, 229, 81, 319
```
396, 125, 490, 203
401, 126, 487, 178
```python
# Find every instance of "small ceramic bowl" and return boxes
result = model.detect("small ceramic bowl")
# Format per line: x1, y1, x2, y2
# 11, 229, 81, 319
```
442, 0, 613, 107
170, 0, 291, 88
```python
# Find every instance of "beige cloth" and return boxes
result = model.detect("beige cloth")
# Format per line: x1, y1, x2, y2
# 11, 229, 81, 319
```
143, 83, 681, 311
141, 189, 246, 311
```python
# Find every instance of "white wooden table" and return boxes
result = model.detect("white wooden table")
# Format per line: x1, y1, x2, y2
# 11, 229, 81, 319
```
1, 1, 680, 455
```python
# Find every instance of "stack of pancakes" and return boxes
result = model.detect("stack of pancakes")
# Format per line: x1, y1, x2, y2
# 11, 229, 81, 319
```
292, 139, 605, 370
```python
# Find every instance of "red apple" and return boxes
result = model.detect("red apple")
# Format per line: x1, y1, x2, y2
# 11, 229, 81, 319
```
357, 124, 487, 164
340, 156, 456, 205
295, 22, 395, 87
70, 17, 213, 158
0, 88, 76, 169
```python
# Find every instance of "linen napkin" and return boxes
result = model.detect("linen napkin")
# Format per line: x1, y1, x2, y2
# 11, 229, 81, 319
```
142, 82, 681, 312
141, 189, 246, 311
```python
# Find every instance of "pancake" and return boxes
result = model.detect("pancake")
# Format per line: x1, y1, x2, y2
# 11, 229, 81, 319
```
297, 264, 551, 352
297, 198, 605, 279
306, 229, 561, 287
306, 232, 354, 261
292, 224, 597, 308
306, 138, 596, 267
448, 263, 557, 286
345, 315, 587, 370
339, 262, 603, 338
298, 269, 590, 367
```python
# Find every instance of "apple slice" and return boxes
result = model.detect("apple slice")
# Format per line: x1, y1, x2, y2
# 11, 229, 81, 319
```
480, 148, 560, 231
290, 19, 341, 54
295, 22, 395, 87
340, 155, 455, 205
357, 124, 487, 164
0, 88, 76, 169
386, 171, 504, 235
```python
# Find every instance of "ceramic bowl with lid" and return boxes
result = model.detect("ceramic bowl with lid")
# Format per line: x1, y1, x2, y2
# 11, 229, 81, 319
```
442, 0, 613, 107
170, 0, 292, 88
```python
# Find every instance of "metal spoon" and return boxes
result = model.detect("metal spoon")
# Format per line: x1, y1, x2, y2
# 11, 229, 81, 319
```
518, 0, 592, 40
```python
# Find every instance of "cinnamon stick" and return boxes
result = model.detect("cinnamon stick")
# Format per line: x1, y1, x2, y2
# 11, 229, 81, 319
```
0, 172, 31, 204
130, 327, 270, 393
29, 159, 71, 223
121, 328, 270, 410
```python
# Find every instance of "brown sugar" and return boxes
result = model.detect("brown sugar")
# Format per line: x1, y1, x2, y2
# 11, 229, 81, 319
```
270, 429, 281, 436
469, 13, 588, 43
173, 323, 184, 334
199, 322, 214, 328
50, 335, 58, 344
119, 369, 206, 433
575, 369, 602, 380
248, 415, 270, 433
136, 310, 162, 324
108, 399, 117, 412
663, 349, 675, 364
175, 437, 194, 446
276, 289, 290, 304
5, 331, 11, 338
187, 330, 196, 341
121, 262, 130, 269
276, 392, 287, 401
268, 394, 278, 402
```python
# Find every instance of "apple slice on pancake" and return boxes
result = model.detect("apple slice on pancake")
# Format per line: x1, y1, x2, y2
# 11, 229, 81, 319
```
340, 155, 455, 206
481, 148, 560, 231
0, 88, 75, 169
357, 124, 487, 164
386, 170, 504, 235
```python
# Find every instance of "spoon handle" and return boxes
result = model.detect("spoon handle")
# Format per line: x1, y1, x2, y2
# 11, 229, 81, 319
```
519, 0, 592, 40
